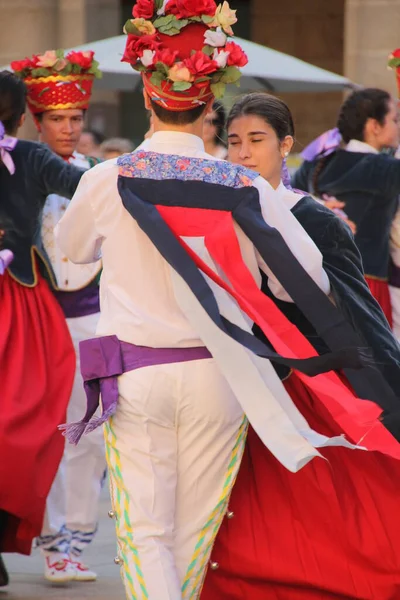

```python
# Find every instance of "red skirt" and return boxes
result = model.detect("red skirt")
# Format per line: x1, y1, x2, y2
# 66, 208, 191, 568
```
0, 271, 75, 554
365, 276, 393, 327
201, 373, 400, 600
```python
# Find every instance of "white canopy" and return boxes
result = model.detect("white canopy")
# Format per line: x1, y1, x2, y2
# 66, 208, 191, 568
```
56, 35, 353, 93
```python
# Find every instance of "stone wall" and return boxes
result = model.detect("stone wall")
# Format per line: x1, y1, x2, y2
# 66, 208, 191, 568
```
251, 0, 345, 149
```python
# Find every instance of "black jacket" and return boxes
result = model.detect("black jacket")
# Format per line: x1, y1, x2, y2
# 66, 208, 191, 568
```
292, 151, 400, 279
0, 140, 84, 287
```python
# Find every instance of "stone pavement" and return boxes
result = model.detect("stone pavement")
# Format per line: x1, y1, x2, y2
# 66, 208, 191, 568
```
0, 492, 126, 600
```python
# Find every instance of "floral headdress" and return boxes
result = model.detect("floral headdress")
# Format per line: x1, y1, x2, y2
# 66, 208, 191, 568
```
388, 49, 400, 97
11, 49, 102, 114
122, 0, 248, 111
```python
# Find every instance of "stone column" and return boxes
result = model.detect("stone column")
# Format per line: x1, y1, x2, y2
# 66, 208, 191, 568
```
251, 0, 345, 147
344, 0, 400, 95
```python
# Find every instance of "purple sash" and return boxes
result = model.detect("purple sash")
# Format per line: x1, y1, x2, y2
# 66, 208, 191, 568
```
59, 335, 212, 444
54, 284, 100, 318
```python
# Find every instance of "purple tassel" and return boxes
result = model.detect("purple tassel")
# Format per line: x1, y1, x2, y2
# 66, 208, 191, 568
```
58, 421, 88, 445
84, 403, 117, 434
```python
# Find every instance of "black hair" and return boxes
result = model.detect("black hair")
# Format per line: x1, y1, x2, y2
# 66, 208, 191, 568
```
337, 88, 392, 143
227, 92, 295, 140
210, 100, 226, 146
35, 109, 87, 122
150, 99, 207, 125
82, 128, 106, 146
0, 70, 27, 135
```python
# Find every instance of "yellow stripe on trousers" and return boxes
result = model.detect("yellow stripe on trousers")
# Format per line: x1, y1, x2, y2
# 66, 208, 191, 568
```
182, 416, 248, 599
104, 419, 149, 600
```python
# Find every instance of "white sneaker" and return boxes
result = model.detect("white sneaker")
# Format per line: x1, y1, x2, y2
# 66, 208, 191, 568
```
69, 558, 97, 582
44, 553, 75, 583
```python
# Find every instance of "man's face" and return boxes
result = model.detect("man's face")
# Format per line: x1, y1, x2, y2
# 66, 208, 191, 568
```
38, 109, 85, 157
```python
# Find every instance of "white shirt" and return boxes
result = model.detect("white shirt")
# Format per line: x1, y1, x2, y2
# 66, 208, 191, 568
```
42, 151, 102, 291
56, 131, 330, 348
346, 139, 379, 154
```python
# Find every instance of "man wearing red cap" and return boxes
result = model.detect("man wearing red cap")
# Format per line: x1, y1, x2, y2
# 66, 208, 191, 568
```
55, 1, 387, 598
12, 51, 106, 583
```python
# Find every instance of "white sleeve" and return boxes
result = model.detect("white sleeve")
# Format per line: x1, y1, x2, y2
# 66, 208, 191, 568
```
252, 176, 331, 302
55, 169, 103, 264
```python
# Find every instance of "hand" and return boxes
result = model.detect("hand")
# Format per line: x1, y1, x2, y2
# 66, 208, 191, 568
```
322, 194, 357, 234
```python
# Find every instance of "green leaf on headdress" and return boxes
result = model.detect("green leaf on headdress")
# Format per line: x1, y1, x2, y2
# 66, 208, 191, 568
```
133, 63, 147, 72
202, 15, 215, 24
190, 16, 202, 22
38, 86, 51, 97
71, 63, 81, 74
210, 81, 226, 99
157, 17, 188, 35
155, 62, 169, 76
31, 68, 52, 77
150, 70, 165, 88
153, 14, 175, 28
202, 45, 215, 56
194, 76, 210, 83
220, 66, 241, 84
155, 0, 164, 10
388, 57, 400, 69
63, 62, 73, 74
56, 49, 65, 59
123, 19, 142, 36
172, 81, 192, 92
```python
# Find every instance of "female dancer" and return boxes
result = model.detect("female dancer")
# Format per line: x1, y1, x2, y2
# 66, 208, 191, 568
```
201, 92, 400, 600
292, 88, 400, 326
0, 71, 84, 585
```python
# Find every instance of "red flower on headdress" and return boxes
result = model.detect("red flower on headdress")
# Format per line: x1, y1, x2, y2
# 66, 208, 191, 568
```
184, 51, 218, 78
11, 58, 33, 72
132, 0, 155, 20
392, 49, 400, 58
225, 41, 248, 67
122, 34, 161, 64
66, 51, 95, 69
167, 0, 217, 19
154, 47, 179, 68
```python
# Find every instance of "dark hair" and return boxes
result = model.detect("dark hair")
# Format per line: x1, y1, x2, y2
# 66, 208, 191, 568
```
210, 100, 226, 145
0, 70, 27, 135
337, 88, 392, 143
227, 92, 295, 140
150, 99, 207, 125
83, 128, 106, 146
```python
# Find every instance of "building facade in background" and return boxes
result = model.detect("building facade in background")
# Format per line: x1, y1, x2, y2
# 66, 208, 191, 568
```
0, 0, 399, 146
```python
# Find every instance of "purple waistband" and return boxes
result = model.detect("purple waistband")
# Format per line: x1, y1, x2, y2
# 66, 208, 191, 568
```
54, 284, 100, 319
59, 335, 212, 444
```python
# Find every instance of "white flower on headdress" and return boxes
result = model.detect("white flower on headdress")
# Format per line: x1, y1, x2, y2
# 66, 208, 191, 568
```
213, 48, 230, 69
204, 27, 227, 48
141, 50, 156, 67
157, 0, 170, 15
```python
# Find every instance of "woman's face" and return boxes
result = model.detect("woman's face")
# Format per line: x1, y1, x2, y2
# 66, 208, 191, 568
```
369, 99, 399, 150
203, 110, 218, 145
228, 114, 290, 188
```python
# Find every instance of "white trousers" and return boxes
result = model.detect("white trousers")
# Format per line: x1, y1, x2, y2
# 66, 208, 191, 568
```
39, 313, 106, 556
105, 358, 246, 600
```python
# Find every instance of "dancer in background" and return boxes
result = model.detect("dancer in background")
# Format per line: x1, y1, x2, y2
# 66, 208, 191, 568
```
200, 92, 400, 600
0, 70, 84, 587
292, 88, 400, 326
12, 49, 106, 583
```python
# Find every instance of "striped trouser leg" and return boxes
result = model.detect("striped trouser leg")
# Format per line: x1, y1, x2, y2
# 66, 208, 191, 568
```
105, 359, 245, 600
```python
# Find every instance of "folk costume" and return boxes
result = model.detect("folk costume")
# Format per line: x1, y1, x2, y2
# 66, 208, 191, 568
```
292, 131, 400, 326
0, 123, 84, 559
201, 183, 400, 600
57, 2, 400, 599
12, 50, 105, 579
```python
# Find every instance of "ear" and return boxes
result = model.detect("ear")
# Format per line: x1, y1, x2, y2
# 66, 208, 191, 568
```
18, 113, 26, 129
143, 89, 152, 111
280, 135, 294, 158
205, 98, 214, 115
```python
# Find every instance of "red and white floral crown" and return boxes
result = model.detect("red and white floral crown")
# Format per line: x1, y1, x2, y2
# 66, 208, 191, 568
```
388, 49, 400, 97
11, 50, 101, 114
122, 0, 248, 110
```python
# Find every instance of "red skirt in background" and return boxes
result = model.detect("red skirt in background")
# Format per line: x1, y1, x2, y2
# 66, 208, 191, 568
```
201, 373, 400, 600
365, 275, 393, 327
0, 270, 75, 554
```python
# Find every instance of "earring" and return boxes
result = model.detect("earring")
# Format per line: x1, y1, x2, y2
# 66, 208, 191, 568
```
284, 152, 289, 157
